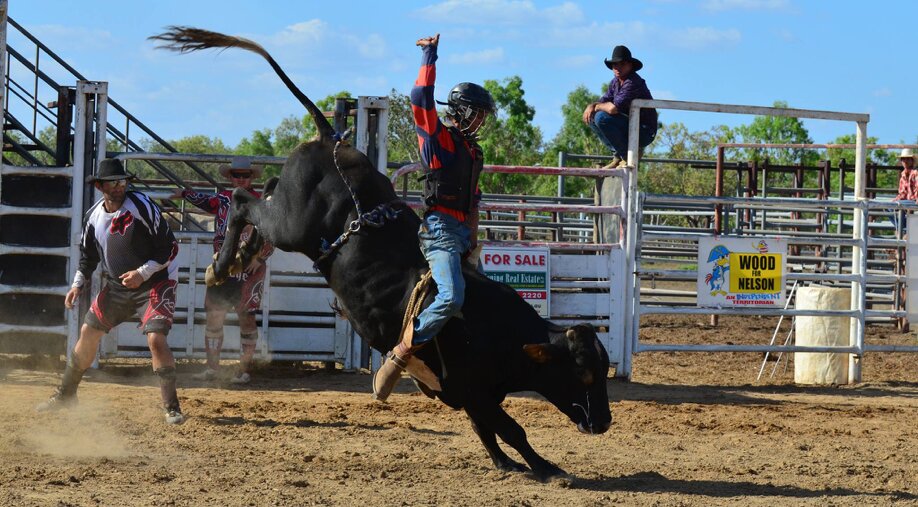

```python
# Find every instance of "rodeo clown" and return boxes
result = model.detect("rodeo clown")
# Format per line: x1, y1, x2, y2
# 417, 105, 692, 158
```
37, 158, 185, 424
373, 33, 496, 400
171, 157, 274, 384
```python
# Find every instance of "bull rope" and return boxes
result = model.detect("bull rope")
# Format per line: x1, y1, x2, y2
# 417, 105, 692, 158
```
402, 270, 434, 335
313, 132, 402, 269
399, 270, 449, 380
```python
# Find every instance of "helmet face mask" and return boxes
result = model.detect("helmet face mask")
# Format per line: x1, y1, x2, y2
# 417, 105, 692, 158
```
452, 104, 490, 137
443, 82, 495, 138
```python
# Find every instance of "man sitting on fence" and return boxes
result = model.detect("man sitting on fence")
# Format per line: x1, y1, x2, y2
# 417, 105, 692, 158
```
582, 45, 658, 169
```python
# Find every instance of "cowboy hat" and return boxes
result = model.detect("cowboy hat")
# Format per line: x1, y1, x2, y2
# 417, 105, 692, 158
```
218, 157, 264, 179
85, 158, 135, 184
604, 45, 643, 71
900, 148, 916, 161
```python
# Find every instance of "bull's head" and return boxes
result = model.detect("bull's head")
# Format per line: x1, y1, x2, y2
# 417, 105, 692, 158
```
523, 324, 612, 435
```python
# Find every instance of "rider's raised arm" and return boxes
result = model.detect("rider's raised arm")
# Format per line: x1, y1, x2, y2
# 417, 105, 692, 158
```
409, 43, 455, 169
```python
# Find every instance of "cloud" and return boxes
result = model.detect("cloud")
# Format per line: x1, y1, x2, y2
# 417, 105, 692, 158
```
416, 0, 583, 26
653, 90, 678, 100
266, 19, 388, 66
445, 47, 505, 65
663, 27, 741, 50
542, 21, 648, 48
270, 19, 326, 47
776, 29, 796, 42
701, 0, 789, 12
23, 24, 114, 51
873, 87, 892, 97
556, 54, 595, 68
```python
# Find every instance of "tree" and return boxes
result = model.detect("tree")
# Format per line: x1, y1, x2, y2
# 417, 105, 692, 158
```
236, 128, 275, 157
386, 88, 421, 165
642, 121, 737, 198
478, 76, 545, 195
541, 85, 605, 197
734, 101, 817, 166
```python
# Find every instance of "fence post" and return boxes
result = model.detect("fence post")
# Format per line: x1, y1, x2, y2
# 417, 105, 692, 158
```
848, 121, 868, 383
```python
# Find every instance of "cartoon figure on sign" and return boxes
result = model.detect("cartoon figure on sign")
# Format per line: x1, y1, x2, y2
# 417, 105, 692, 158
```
704, 245, 731, 296
753, 240, 769, 254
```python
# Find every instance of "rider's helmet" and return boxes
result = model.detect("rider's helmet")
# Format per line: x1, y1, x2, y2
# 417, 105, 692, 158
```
438, 82, 496, 138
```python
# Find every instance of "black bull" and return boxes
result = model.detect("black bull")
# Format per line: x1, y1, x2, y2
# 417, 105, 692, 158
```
151, 27, 612, 481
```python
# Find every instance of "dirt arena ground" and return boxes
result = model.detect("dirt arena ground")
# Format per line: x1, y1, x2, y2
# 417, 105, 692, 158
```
2, 314, 917, 506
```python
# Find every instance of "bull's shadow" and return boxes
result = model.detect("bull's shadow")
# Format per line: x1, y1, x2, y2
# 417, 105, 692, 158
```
148, 26, 613, 482
572, 471, 917, 501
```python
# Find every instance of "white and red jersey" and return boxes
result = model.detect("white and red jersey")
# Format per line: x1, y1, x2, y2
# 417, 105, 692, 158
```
180, 188, 274, 258
73, 191, 178, 288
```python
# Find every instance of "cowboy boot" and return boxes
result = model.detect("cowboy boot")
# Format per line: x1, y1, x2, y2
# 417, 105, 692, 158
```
372, 341, 411, 402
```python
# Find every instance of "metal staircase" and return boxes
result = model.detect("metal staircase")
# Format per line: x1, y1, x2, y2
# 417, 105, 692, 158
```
0, 3, 209, 353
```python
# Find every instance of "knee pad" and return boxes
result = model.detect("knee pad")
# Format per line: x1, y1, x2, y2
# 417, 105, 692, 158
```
154, 366, 177, 381
240, 331, 258, 346
205, 329, 224, 351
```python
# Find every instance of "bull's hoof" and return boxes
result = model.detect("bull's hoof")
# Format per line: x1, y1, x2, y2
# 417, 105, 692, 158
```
532, 463, 568, 483
204, 264, 225, 287
495, 458, 528, 473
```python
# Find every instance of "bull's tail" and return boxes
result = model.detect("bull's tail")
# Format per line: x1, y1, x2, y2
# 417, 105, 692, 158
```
149, 26, 336, 140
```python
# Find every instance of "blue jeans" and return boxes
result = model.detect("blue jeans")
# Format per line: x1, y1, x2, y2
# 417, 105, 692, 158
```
413, 211, 471, 345
589, 110, 656, 159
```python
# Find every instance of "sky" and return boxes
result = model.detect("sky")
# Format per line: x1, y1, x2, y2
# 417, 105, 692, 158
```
8, 0, 918, 153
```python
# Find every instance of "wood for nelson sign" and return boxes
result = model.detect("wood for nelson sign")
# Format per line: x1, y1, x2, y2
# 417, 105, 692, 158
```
697, 237, 787, 308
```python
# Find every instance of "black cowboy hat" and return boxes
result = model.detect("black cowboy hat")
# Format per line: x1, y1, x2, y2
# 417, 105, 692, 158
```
604, 45, 643, 71
86, 158, 135, 184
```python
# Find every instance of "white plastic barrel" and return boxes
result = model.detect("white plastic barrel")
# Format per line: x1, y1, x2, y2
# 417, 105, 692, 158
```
794, 286, 850, 385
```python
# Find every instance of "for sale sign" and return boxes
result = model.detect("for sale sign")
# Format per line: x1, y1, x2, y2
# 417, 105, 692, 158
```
481, 246, 550, 317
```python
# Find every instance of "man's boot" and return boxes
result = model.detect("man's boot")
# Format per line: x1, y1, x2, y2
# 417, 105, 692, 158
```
373, 342, 411, 402
373, 338, 442, 402
36, 358, 84, 412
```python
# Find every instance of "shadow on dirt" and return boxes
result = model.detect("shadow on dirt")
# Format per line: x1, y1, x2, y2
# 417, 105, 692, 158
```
195, 414, 459, 436
573, 471, 918, 501
5, 355, 918, 405
611, 380, 918, 406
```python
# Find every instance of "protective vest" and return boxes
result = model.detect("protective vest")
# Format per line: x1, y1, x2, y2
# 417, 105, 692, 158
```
419, 126, 483, 214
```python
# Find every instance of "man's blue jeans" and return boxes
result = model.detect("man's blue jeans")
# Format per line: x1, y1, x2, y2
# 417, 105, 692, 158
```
413, 211, 471, 346
589, 110, 657, 159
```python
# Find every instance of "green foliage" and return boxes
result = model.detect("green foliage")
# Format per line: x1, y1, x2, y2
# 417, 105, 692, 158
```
386, 88, 421, 165
826, 133, 902, 193
825, 133, 897, 166
236, 128, 275, 157
169, 135, 233, 155
540, 85, 605, 197
734, 101, 817, 166
642, 121, 738, 197
478, 76, 545, 195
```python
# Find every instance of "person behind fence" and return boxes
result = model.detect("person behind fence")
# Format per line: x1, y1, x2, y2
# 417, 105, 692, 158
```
372, 33, 495, 401
895, 148, 917, 202
170, 158, 274, 385
37, 158, 184, 424
582, 45, 658, 168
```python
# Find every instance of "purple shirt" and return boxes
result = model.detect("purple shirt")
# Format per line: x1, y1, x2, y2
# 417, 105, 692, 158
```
599, 72, 658, 132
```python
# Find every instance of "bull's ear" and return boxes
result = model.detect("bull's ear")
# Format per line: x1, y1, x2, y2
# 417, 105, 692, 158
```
523, 344, 553, 363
